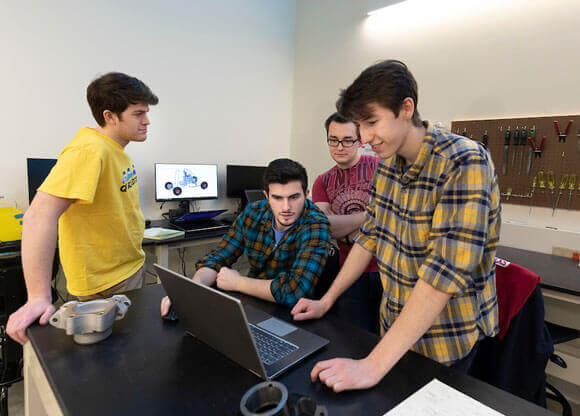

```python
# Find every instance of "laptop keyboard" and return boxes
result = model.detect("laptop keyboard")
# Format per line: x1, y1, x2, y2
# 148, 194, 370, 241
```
250, 324, 299, 365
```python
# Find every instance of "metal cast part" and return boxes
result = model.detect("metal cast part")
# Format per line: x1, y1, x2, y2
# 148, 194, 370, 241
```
50, 295, 131, 344
240, 381, 327, 416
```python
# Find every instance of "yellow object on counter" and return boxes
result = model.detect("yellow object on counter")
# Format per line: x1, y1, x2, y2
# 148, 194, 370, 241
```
0, 207, 23, 242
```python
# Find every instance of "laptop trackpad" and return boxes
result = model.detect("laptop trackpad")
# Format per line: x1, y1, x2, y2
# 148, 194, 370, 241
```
257, 317, 297, 337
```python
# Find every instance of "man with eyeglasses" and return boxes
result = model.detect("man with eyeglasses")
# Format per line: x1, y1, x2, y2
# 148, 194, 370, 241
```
311, 112, 382, 333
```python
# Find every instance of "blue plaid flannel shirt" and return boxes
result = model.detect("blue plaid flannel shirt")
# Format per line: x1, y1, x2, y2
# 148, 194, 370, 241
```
196, 199, 331, 306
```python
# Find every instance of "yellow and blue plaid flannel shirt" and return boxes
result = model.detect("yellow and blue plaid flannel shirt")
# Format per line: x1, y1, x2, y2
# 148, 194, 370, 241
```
355, 122, 500, 365
196, 199, 331, 307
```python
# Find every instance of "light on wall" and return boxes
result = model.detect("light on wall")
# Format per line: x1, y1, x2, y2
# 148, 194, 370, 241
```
367, 0, 408, 15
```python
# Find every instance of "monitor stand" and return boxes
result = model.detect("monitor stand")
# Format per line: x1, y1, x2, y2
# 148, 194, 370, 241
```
165, 201, 190, 223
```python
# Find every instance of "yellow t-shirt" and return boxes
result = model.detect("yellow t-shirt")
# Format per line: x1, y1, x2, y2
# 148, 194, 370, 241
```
39, 127, 145, 296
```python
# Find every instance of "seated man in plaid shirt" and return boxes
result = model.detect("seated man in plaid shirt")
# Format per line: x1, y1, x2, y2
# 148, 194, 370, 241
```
161, 158, 331, 316
292, 60, 500, 392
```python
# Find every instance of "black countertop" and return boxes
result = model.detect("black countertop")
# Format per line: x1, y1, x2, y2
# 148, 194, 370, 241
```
28, 284, 552, 415
496, 246, 580, 296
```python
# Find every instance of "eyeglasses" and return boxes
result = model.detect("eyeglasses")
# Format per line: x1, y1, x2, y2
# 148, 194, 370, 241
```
327, 138, 360, 148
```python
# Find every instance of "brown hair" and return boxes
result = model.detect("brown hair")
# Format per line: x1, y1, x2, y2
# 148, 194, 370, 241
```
87, 72, 159, 126
336, 59, 422, 127
324, 112, 360, 139
263, 158, 308, 194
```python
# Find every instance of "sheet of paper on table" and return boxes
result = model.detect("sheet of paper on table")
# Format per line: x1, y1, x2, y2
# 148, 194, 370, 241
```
143, 227, 184, 240
384, 378, 505, 416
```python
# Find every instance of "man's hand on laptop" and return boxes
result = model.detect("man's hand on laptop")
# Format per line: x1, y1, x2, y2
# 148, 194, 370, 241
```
160, 296, 172, 316
216, 267, 242, 291
291, 298, 330, 321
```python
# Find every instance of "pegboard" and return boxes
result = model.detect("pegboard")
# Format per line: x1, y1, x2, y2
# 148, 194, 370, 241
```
450, 115, 580, 214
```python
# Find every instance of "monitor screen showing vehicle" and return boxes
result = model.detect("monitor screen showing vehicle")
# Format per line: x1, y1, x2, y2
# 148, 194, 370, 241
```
155, 163, 218, 201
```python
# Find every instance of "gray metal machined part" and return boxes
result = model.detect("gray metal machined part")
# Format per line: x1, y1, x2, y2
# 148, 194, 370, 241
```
49, 295, 131, 344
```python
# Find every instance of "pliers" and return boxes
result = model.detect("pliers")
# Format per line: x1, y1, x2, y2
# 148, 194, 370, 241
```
553, 120, 573, 143
527, 135, 545, 157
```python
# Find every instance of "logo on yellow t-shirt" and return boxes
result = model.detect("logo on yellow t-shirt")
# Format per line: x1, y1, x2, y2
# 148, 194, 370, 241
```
120, 164, 137, 192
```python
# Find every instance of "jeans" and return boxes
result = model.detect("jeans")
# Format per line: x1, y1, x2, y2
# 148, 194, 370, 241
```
332, 272, 383, 334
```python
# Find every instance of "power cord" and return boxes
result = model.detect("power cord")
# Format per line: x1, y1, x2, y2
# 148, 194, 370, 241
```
178, 248, 187, 275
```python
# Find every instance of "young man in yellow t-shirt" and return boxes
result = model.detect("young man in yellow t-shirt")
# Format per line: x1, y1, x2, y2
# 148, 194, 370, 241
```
7, 73, 158, 345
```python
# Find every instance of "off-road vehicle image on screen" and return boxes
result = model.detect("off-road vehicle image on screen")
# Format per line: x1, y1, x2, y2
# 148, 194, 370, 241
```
164, 168, 209, 196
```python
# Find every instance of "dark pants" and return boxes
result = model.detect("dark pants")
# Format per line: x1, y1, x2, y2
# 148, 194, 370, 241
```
332, 272, 382, 334
450, 340, 480, 372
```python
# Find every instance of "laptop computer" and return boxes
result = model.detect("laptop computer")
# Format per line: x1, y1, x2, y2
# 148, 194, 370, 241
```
173, 209, 227, 224
155, 264, 329, 380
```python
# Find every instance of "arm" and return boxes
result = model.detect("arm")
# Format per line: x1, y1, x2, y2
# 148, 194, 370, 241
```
291, 243, 372, 320
292, 190, 379, 320
6, 191, 73, 344
311, 280, 451, 392
325, 212, 365, 240
195, 210, 246, 272
215, 267, 275, 303
314, 200, 365, 240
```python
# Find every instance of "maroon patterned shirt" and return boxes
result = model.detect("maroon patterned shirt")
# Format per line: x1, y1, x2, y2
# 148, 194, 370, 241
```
312, 155, 380, 272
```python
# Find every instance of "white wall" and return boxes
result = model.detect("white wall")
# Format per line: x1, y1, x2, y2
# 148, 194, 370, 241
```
291, 0, 580, 252
0, 0, 295, 219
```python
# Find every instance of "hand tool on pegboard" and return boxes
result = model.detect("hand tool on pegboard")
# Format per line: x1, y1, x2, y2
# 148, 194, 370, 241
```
553, 174, 569, 216
518, 126, 527, 175
528, 174, 537, 215
568, 174, 576, 209
553, 119, 573, 143
538, 170, 545, 196
502, 126, 511, 175
525, 126, 539, 175
547, 170, 556, 210
527, 130, 545, 169
511, 126, 520, 168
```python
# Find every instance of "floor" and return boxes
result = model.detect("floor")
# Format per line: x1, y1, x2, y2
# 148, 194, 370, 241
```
6, 381, 23, 416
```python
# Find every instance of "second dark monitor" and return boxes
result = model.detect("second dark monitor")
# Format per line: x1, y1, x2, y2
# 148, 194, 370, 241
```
226, 165, 266, 198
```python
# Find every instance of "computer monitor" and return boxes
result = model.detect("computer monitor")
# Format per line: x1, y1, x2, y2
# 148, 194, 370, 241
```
155, 163, 218, 201
27, 158, 58, 203
226, 165, 266, 198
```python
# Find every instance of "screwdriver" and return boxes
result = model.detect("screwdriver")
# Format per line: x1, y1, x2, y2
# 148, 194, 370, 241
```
553, 174, 568, 216
502, 126, 511, 175
511, 126, 520, 167
526, 126, 536, 175
506, 187, 512, 201
547, 171, 555, 211
529, 174, 537, 215
568, 174, 576, 209
537, 170, 545, 195
518, 126, 527, 175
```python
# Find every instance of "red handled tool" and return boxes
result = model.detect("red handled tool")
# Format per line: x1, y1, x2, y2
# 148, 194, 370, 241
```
527, 133, 545, 159
553, 120, 573, 143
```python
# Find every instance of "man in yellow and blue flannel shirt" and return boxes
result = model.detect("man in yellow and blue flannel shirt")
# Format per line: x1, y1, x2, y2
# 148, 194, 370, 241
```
292, 60, 500, 393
